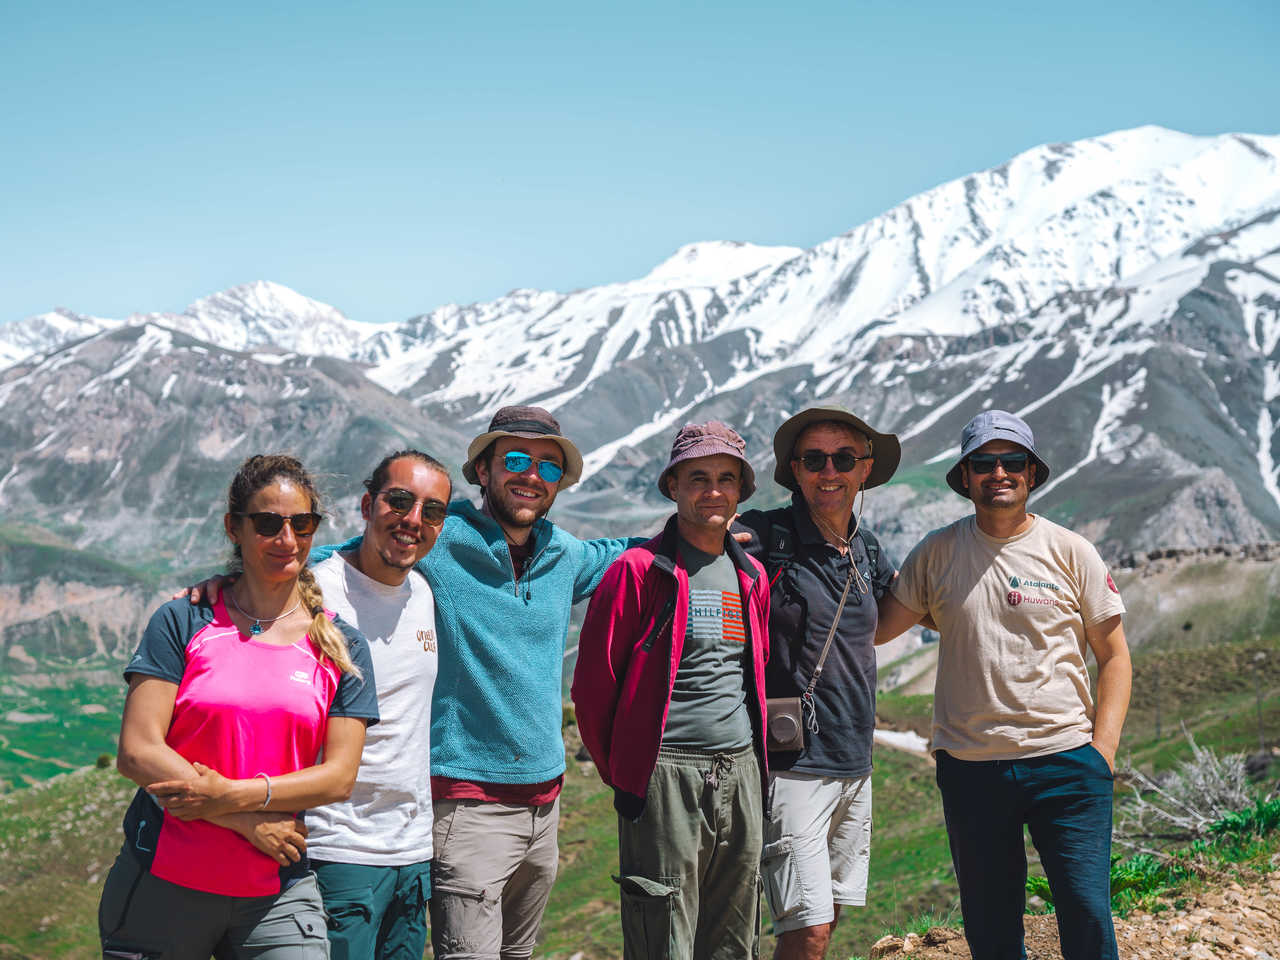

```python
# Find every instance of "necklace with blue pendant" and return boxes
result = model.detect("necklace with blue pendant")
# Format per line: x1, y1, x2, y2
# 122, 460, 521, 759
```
228, 589, 302, 636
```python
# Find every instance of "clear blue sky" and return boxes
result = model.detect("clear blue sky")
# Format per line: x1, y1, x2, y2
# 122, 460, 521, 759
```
3, 0, 1277, 326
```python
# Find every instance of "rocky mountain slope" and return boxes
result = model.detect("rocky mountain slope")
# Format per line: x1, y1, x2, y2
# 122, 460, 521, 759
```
2, 125, 1278, 566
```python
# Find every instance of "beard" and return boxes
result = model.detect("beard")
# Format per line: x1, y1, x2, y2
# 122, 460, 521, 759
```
485, 485, 550, 530
975, 482, 1028, 510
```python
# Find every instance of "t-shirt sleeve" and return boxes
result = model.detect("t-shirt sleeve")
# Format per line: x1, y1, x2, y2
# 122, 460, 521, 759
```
1077, 540, 1126, 625
329, 618, 381, 725
890, 538, 931, 616
124, 599, 204, 684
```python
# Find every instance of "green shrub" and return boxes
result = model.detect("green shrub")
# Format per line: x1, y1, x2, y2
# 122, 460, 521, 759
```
1207, 796, 1280, 838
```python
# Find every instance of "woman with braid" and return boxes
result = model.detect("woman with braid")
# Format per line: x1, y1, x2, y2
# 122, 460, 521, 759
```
99, 454, 379, 960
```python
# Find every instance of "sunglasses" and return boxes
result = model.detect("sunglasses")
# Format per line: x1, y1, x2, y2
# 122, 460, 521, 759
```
502, 452, 564, 484
235, 511, 323, 537
967, 452, 1032, 475
380, 488, 448, 525
794, 450, 872, 473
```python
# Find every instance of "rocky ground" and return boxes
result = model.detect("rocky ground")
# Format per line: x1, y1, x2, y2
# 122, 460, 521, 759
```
869, 870, 1280, 959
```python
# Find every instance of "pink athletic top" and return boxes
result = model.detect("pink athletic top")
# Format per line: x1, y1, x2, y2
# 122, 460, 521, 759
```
121, 597, 378, 897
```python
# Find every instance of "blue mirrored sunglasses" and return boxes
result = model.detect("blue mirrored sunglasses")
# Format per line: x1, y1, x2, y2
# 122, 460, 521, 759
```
503, 452, 564, 483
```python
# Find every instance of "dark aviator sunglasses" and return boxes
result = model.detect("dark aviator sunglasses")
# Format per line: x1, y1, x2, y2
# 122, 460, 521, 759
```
235, 511, 323, 537
967, 452, 1032, 474
793, 449, 872, 473
502, 452, 564, 484
380, 488, 448, 525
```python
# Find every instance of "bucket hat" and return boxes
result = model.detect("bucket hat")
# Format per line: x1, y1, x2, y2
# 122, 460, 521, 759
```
772, 405, 901, 492
463, 405, 584, 489
944, 410, 1051, 497
658, 421, 756, 501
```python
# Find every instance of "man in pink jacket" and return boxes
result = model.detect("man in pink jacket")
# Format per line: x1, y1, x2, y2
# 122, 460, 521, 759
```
572, 421, 771, 960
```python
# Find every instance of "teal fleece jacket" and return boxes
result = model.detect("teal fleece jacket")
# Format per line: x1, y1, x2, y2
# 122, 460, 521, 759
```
311, 499, 637, 784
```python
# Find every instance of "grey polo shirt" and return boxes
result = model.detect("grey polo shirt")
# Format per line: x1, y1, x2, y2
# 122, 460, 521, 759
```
736, 496, 897, 778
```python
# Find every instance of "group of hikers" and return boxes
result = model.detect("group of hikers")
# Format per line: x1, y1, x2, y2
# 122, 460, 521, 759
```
97, 400, 1131, 960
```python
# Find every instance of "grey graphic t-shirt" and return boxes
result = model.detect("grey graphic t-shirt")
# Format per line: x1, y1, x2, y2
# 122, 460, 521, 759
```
661, 537, 752, 750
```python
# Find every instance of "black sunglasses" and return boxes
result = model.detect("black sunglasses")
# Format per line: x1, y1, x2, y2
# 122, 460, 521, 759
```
380, 488, 448, 525
502, 452, 564, 484
793, 450, 872, 474
235, 511, 323, 537
967, 452, 1032, 475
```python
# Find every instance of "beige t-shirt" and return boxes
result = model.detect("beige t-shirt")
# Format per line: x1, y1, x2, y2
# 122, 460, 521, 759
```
893, 514, 1125, 761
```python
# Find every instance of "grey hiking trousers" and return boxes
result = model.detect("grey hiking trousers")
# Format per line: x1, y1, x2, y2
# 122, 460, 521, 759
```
99, 849, 329, 959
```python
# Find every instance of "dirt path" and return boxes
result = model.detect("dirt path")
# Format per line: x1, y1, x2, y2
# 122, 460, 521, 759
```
869, 871, 1280, 959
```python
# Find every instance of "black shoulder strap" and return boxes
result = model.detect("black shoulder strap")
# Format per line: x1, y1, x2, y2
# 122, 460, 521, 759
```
765, 512, 798, 586
856, 526, 879, 575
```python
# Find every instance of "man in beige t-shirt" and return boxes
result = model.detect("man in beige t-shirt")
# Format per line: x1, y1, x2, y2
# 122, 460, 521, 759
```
877, 410, 1131, 960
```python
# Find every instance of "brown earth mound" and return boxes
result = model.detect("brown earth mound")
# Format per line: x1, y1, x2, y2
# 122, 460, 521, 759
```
869, 871, 1280, 959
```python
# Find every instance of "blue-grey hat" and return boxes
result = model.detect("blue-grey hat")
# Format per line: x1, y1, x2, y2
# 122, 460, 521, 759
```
945, 410, 1051, 497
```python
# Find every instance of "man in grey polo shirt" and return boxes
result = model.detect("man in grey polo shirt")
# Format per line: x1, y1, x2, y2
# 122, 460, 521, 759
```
735, 406, 899, 960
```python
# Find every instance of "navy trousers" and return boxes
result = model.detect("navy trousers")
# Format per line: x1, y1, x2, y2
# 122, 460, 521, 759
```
935, 743, 1118, 960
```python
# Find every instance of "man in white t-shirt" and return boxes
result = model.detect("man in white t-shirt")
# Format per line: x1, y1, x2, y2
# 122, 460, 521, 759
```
307, 450, 451, 960
876, 411, 1131, 960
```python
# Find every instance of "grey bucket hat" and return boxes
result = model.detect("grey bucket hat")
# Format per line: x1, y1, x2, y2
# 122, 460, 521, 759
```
945, 410, 1051, 497
463, 405, 584, 489
658, 421, 756, 502
772, 406, 901, 492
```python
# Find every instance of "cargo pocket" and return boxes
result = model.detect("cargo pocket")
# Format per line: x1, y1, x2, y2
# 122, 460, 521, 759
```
322, 891, 373, 930
614, 873, 677, 960
761, 836, 806, 925
244, 910, 328, 957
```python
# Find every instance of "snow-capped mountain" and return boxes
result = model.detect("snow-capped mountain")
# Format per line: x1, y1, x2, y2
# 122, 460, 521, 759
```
0, 308, 118, 369
0, 281, 382, 367
2, 125, 1278, 565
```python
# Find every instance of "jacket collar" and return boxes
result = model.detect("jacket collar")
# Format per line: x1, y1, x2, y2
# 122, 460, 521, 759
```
451, 498, 554, 556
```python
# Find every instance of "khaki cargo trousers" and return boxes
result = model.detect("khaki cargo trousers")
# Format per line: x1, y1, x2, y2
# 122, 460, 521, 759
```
616, 744, 763, 960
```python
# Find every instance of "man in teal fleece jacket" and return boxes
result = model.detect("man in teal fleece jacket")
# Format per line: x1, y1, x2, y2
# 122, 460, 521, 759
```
313, 406, 637, 960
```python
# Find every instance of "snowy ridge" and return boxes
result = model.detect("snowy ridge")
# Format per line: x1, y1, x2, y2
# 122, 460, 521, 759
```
4, 125, 1280, 554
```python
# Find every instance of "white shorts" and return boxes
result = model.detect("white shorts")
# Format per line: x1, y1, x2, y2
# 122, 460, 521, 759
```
761, 770, 872, 933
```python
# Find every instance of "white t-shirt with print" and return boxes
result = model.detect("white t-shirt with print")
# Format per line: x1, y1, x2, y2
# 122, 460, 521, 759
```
306, 552, 439, 865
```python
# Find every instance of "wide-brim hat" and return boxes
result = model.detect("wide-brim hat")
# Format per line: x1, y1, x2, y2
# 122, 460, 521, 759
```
462, 405, 584, 489
658, 421, 756, 502
944, 409, 1051, 497
772, 406, 901, 492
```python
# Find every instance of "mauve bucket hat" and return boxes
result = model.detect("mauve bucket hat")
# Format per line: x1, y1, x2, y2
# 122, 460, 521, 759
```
945, 409, 1051, 497
657, 421, 756, 501
463, 405, 584, 489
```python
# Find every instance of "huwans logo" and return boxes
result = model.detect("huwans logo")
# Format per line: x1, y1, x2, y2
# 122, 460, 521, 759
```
1007, 590, 1023, 606
1007, 589, 1060, 608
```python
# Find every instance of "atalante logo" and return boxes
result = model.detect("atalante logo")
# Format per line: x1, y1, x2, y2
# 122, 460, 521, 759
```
1008, 573, 1061, 592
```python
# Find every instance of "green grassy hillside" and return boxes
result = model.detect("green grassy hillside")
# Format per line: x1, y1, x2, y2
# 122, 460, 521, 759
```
1, 550, 1276, 957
